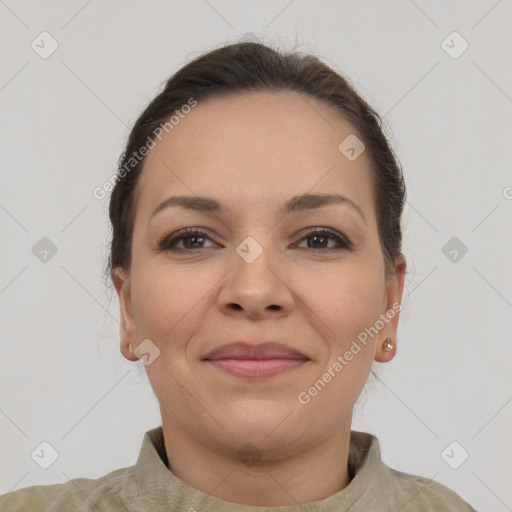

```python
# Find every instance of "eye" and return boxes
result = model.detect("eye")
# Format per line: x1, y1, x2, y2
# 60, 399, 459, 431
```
158, 228, 219, 252
294, 227, 352, 251
157, 226, 352, 253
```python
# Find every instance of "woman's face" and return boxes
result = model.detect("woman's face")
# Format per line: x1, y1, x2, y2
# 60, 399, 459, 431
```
115, 91, 405, 459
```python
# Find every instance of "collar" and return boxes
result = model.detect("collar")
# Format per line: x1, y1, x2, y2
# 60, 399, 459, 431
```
131, 426, 390, 511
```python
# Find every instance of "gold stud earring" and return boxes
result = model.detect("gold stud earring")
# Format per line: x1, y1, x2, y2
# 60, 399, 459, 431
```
383, 337, 394, 352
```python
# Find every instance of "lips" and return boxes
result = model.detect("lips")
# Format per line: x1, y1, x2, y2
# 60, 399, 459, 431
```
203, 342, 309, 379
203, 342, 308, 361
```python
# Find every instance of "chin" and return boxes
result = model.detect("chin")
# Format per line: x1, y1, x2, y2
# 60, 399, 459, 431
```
214, 401, 306, 453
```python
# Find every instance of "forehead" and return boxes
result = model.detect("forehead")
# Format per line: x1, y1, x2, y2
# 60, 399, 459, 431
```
135, 91, 375, 222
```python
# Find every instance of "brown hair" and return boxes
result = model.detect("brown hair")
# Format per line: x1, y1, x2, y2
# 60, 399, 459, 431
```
107, 41, 406, 283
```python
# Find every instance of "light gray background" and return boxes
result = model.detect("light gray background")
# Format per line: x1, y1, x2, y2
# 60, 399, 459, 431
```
1, 1, 511, 510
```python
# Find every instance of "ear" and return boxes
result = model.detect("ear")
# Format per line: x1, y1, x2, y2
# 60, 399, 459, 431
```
113, 267, 139, 362
374, 254, 407, 363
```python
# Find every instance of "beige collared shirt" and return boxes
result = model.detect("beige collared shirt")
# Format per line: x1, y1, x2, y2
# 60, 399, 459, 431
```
0, 426, 477, 511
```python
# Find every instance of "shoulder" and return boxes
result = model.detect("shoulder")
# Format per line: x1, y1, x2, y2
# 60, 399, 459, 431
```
349, 431, 478, 511
0, 466, 136, 512
387, 467, 477, 511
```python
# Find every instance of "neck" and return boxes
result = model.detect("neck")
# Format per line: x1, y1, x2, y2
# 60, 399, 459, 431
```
160, 416, 352, 506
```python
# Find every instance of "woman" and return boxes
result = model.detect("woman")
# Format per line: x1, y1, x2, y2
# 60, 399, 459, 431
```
0, 41, 478, 511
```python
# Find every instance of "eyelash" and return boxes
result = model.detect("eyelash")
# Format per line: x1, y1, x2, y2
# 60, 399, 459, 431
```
157, 227, 353, 253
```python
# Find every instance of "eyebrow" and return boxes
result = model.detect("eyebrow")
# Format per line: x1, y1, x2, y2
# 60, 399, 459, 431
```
150, 193, 366, 224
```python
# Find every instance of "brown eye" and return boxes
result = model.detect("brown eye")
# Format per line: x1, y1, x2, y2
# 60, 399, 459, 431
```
159, 228, 218, 252
295, 228, 352, 251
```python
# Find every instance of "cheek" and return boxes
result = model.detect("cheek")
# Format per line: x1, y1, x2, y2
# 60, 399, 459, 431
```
297, 264, 384, 345
130, 261, 217, 346
296, 271, 382, 416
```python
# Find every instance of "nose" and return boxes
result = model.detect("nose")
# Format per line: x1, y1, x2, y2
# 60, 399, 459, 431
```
217, 237, 294, 320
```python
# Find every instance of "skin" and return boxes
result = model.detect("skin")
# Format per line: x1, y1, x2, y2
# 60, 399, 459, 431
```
114, 91, 406, 506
